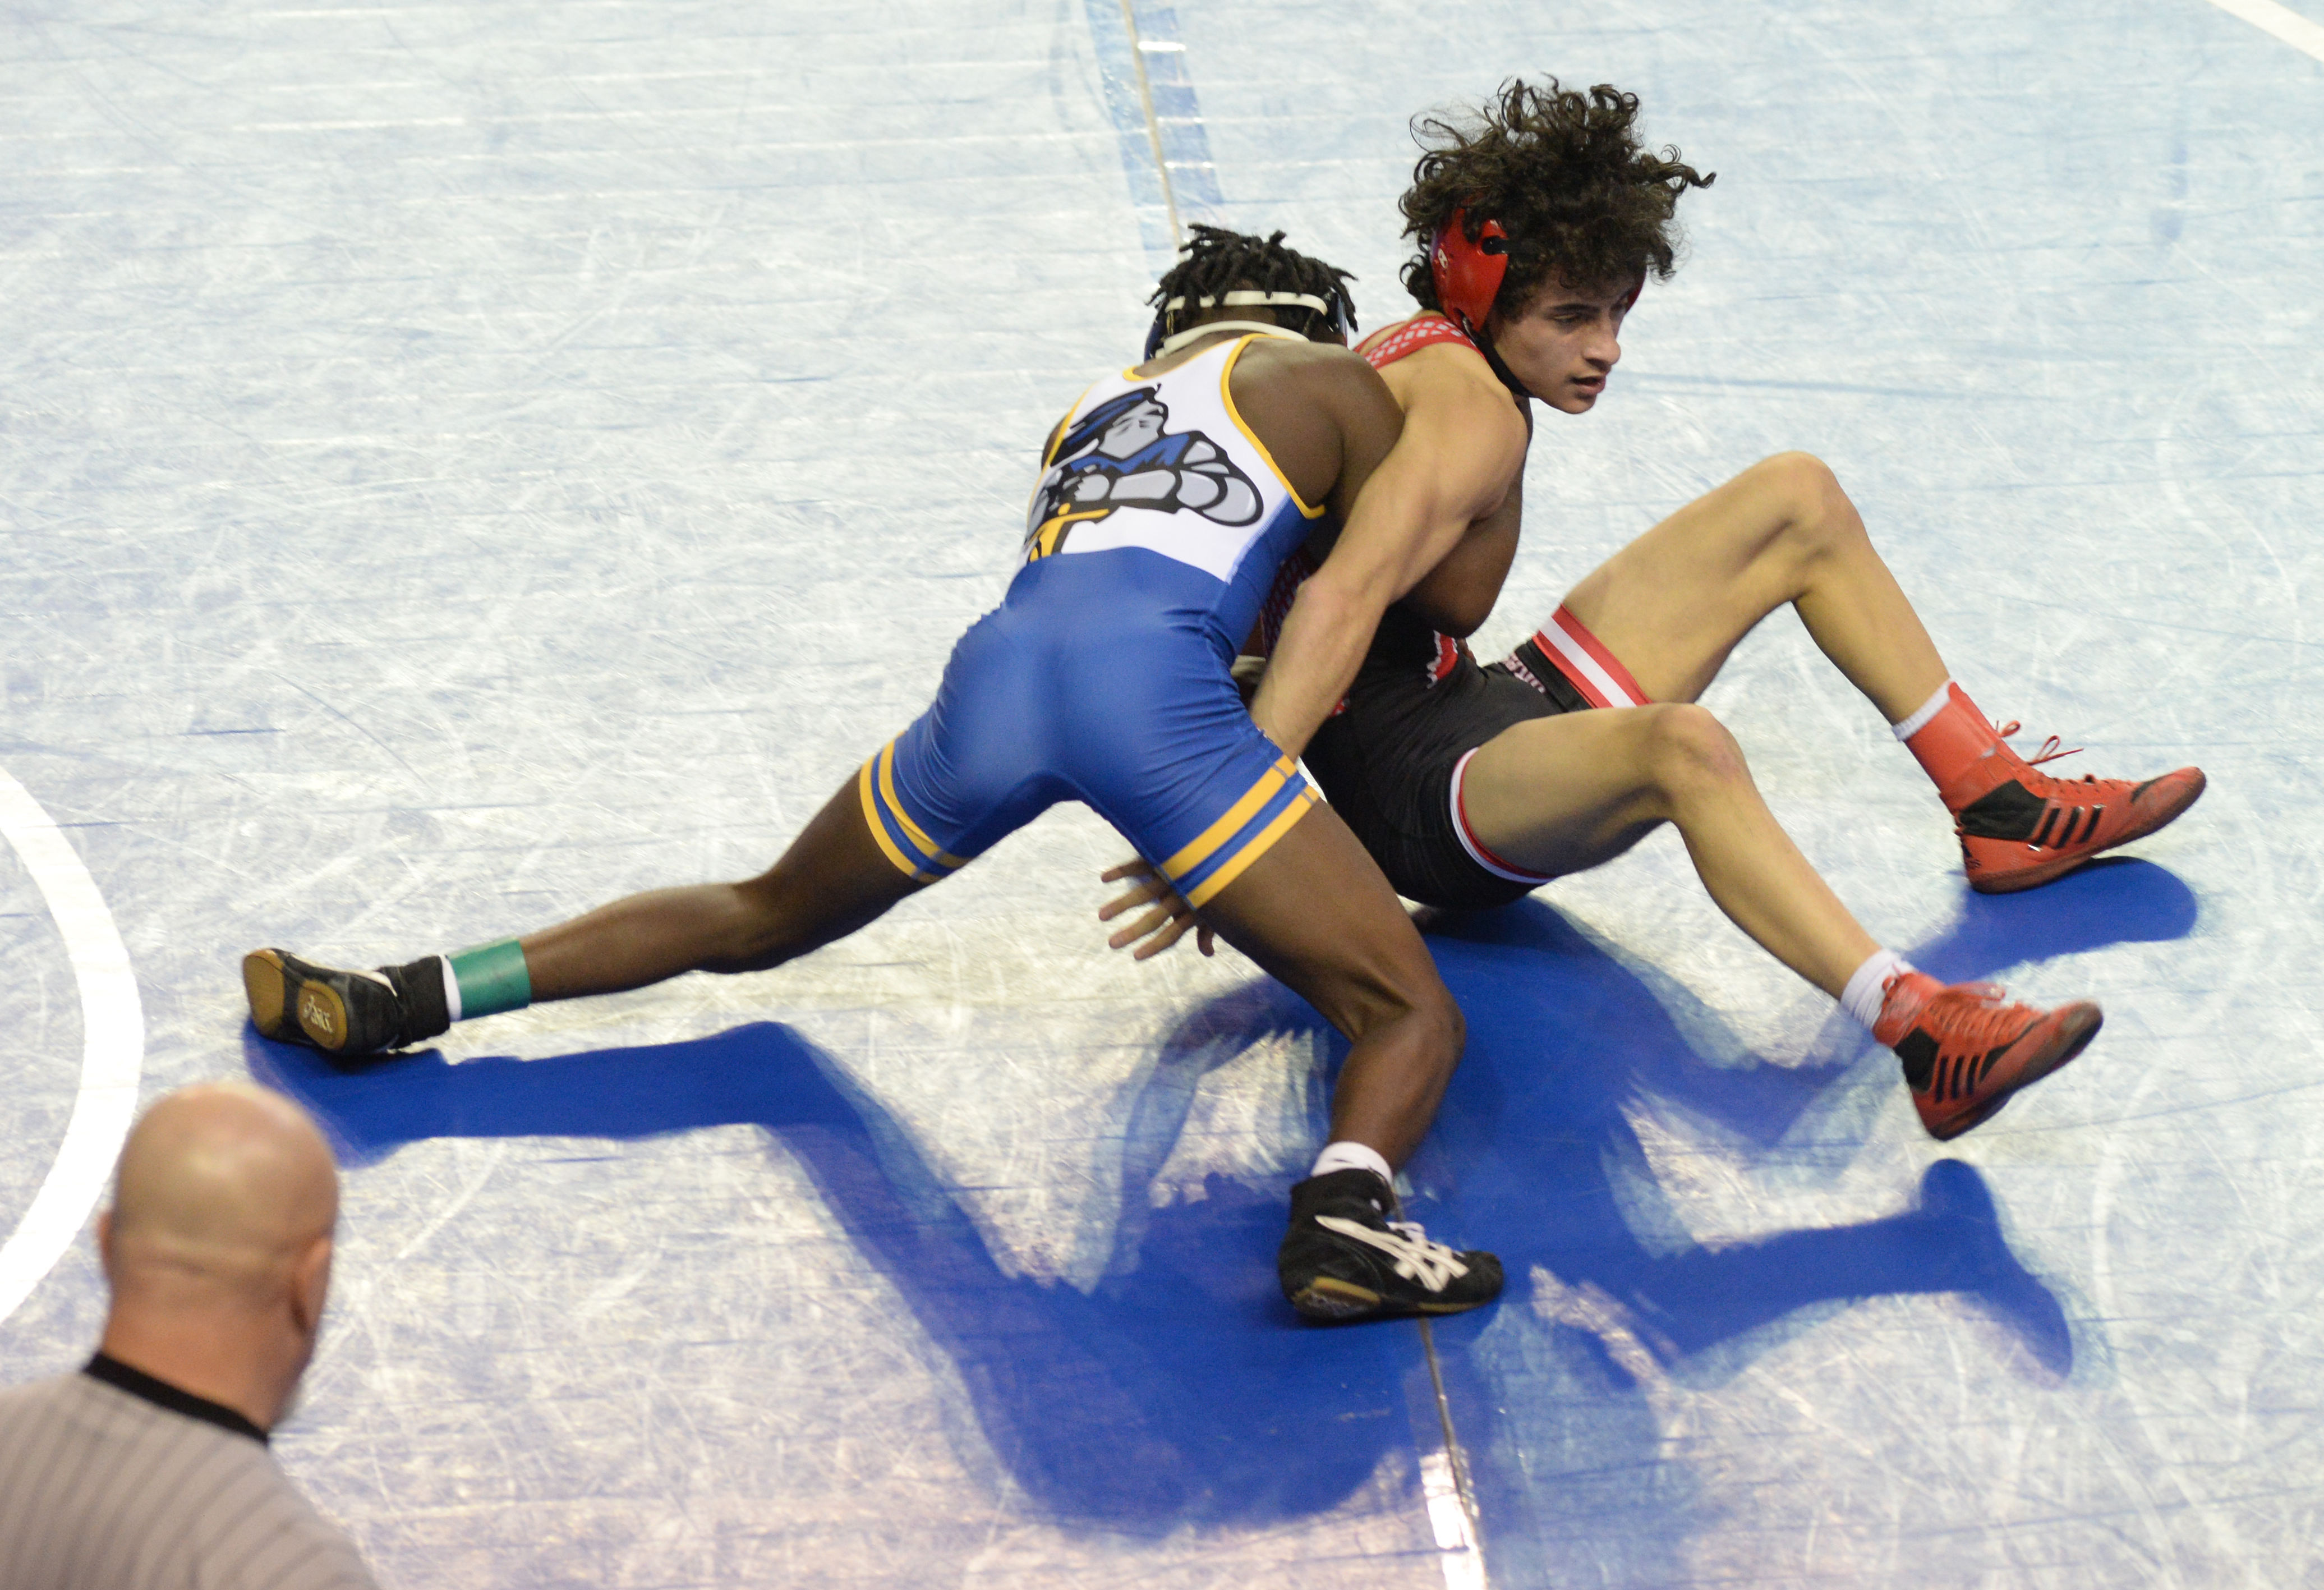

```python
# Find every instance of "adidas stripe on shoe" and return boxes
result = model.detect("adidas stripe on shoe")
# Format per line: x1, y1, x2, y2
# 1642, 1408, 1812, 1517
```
1874, 971, 2102, 1141
1934, 713, 2206, 893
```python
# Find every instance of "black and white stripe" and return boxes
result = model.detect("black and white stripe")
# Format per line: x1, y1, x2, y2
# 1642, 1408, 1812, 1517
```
0, 1368, 376, 1590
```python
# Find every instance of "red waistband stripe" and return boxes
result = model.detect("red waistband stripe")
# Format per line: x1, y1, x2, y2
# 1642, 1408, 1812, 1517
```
1533, 606, 1651, 710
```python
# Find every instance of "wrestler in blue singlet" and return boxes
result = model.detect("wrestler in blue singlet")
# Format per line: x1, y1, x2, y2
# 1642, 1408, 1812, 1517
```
860, 332, 1326, 909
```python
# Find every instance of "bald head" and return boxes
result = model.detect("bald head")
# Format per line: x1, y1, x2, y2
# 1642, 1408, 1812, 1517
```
95, 1082, 342, 1430
107, 1082, 338, 1297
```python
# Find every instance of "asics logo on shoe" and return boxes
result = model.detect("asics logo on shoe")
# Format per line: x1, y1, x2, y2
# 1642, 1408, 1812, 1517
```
298, 990, 336, 1036
1314, 1216, 1472, 1292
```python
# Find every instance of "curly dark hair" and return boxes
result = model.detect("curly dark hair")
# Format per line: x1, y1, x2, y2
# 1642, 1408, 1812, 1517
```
1398, 79, 1713, 316
1149, 224, 1358, 343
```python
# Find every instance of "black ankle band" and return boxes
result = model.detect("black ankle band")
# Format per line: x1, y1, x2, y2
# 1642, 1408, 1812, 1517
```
389, 956, 452, 1041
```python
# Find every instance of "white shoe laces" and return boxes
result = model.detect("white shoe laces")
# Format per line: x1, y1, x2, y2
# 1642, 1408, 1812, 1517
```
1315, 1214, 1472, 1292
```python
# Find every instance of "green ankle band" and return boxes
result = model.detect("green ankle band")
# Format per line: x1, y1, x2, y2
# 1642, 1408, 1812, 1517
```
448, 938, 532, 1019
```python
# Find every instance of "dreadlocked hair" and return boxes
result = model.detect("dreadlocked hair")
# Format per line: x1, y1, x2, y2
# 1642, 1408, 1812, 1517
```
1398, 79, 1713, 315
1148, 224, 1359, 344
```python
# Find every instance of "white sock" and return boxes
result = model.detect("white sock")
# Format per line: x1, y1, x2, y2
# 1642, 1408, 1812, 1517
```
1839, 948, 1914, 1030
440, 955, 463, 1023
1890, 678, 1955, 741
1309, 1141, 1393, 1187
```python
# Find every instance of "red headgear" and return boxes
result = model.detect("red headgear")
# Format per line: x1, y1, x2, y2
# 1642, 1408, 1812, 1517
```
1429, 209, 1510, 338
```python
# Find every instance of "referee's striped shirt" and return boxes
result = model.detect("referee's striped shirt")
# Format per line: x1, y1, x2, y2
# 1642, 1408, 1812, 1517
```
0, 1355, 376, 1590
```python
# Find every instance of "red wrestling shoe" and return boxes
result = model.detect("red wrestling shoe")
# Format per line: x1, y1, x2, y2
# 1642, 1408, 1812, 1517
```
1943, 732, 2205, 894
1873, 972, 2102, 1141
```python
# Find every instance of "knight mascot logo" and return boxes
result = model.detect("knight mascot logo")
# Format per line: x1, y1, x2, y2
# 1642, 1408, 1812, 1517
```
1025, 387, 1261, 560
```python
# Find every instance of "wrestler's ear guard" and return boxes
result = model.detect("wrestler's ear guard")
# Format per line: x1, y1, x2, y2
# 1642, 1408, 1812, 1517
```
1429, 209, 1510, 338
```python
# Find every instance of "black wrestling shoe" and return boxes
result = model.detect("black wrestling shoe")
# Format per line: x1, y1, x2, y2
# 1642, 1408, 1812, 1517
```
1278, 1169, 1503, 1323
242, 948, 450, 1056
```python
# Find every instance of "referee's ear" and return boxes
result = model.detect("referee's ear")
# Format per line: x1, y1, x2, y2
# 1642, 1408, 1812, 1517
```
288, 1234, 334, 1344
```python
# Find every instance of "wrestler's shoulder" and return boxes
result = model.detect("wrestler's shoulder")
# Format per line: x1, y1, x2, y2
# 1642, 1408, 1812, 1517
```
1236, 335, 1377, 376
1392, 358, 1526, 452
1231, 336, 1393, 406
1361, 321, 1489, 376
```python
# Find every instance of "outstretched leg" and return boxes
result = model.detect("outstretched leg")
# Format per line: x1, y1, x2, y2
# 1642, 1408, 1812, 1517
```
520, 776, 923, 998
1458, 703, 2101, 1139
1539, 451, 2202, 891
245, 771, 926, 1055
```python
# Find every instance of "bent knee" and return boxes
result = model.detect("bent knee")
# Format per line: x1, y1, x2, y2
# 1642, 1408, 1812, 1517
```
1750, 451, 1860, 545
1750, 449, 1839, 498
1635, 702, 1748, 795
1397, 983, 1466, 1076
1347, 966, 1465, 1061
1418, 982, 1465, 1059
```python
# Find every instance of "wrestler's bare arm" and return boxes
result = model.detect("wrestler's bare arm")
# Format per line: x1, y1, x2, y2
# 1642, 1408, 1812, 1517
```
1400, 471, 1522, 637
1376, 345, 1531, 639
1101, 356, 1523, 960
1249, 356, 1526, 759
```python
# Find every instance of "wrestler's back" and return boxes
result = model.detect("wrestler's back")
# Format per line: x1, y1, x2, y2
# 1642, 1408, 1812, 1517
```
872, 333, 1354, 884
1005, 333, 1328, 665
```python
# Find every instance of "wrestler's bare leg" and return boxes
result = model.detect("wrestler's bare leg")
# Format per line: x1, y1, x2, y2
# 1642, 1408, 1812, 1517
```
521, 776, 927, 1000
244, 770, 931, 1055
1458, 703, 1879, 998
1558, 451, 1947, 722
1198, 799, 1500, 1319
1198, 801, 1464, 1168
530, 776, 1462, 1168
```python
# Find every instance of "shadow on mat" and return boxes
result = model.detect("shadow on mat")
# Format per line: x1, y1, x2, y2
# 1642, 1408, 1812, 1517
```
1403, 856, 2197, 1586
243, 857, 2196, 1549
248, 1005, 1417, 1534
1415, 860, 2199, 1357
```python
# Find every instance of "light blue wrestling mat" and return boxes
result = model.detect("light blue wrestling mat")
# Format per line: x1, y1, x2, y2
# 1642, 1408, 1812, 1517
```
2, 2, 2318, 1582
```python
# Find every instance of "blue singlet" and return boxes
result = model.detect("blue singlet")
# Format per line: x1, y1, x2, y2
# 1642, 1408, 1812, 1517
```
859, 332, 1326, 908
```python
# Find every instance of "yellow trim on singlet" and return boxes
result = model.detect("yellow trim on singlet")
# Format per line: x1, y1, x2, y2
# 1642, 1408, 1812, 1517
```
1043, 378, 1102, 465
877, 742, 965, 872
857, 755, 924, 880
1182, 783, 1318, 909
1027, 507, 1110, 561
1025, 376, 1106, 528
1157, 753, 1296, 882
1216, 337, 1327, 521
1034, 336, 1319, 543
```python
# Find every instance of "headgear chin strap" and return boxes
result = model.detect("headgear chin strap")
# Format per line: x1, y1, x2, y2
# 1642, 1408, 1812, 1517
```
1144, 288, 1354, 361
1428, 209, 1510, 339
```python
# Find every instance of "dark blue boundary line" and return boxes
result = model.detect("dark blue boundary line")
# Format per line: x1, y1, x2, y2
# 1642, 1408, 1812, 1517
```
1084, 0, 1225, 263
1082, 6, 1488, 1577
